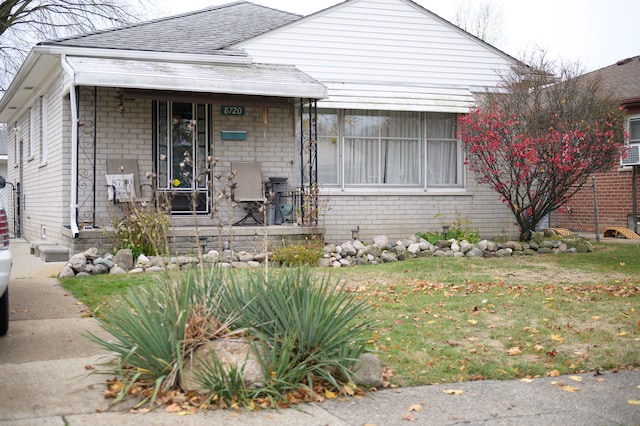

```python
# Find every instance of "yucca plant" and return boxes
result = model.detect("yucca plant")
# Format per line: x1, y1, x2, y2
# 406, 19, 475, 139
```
219, 268, 374, 391
193, 350, 249, 408
88, 268, 231, 406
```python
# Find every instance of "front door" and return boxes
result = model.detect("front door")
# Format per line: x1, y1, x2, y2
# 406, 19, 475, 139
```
156, 101, 209, 213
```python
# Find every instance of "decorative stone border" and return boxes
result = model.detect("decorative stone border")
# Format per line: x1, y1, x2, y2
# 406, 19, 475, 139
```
58, 231, 593, 277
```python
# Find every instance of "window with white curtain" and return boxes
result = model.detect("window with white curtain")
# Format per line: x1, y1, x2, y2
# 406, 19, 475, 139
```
426, 112, 459, 186
316, 109, 461, 188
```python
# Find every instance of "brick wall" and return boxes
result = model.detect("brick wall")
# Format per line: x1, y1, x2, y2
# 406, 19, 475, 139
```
11, 83, 518, 249
554, 158, 638, 232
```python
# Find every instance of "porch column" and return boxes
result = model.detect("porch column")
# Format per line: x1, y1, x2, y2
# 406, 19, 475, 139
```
299, 99, 318, 226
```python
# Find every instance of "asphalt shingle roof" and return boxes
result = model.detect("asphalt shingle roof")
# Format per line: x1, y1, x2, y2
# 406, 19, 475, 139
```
588, 55, 640, 103
40, 1, 301, 55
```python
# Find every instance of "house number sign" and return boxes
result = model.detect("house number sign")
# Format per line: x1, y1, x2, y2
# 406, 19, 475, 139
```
220, 106, 245, 116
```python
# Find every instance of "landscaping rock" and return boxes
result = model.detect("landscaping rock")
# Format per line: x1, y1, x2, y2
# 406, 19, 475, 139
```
380, 251, 398, 263
113, 249, 134, 271
58, 265, 76, 278
92, 264, 109, 275
182, 338, 265, 392
109, 265, 127, 275
69, 253, 87, 273
60, 228, 595, 277
373, 235, 389, 249
351, 353, 383, 388
466, 248, 484, 257
94, 257, 115, 269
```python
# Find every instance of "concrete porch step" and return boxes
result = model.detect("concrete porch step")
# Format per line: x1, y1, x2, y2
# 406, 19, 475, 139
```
29, 240, 58, 256
38, 245, 70, 262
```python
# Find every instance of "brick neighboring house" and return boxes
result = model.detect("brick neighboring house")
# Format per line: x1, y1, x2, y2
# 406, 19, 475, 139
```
553, 56, 640, 235
0, 0, 521, 255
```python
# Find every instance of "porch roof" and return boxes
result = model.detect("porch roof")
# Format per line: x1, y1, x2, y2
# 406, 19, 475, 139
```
66, 56, 327, 99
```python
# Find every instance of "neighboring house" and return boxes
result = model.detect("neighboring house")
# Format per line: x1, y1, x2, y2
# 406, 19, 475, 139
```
0, 128, 13, 237
0, 0, 519, 254
553, 56, 640, 235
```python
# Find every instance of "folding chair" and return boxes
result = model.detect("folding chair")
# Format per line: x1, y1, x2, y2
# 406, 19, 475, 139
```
106, 159, 153, 206
231, 162, 266, 225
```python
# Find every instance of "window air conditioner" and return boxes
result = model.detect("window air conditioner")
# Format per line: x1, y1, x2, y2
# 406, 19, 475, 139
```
621, 143, 640, 167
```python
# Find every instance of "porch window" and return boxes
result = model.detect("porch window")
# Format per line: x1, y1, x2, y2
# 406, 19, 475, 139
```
155, 101, 210, 213
316, 109, 462, 188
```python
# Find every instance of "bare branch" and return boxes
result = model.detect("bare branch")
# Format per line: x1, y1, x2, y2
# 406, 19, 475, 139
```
0, 0, 153, 91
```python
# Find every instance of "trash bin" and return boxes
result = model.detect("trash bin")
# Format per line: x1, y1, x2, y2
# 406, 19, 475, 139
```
269, 177, 288, 225
266, 205, 275, 226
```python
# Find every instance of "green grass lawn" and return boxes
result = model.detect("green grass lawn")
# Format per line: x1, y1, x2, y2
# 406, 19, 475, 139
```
59, 242, 640, 387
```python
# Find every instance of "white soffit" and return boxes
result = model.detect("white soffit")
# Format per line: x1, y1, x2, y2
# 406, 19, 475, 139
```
318, 82, 474, 113
66, 56, 327, 99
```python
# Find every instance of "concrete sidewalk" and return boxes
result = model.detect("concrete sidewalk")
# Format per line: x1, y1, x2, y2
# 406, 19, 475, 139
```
0, 238, 639, 425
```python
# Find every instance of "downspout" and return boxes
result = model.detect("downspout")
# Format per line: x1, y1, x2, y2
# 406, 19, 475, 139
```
60, 54, 80, 237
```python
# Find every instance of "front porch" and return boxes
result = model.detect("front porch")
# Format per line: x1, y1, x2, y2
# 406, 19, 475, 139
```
60, 223, 324, 256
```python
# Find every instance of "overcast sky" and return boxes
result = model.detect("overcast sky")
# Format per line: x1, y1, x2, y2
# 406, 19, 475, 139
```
148, 0, 638, 73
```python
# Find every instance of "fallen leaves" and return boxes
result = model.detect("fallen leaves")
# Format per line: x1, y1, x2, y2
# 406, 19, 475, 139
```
442, 389, 465, 395
506, 346, 522, 356
382, 367, 396, 388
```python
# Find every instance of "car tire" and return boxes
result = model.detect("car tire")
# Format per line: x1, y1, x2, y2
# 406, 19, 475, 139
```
0, 289, 8, 336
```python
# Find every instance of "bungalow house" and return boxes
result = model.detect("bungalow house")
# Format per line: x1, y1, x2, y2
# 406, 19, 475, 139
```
0, 0, 520, 255
553, 56, 640, 236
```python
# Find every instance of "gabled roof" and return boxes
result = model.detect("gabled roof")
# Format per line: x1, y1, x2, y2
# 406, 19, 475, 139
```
0, 2, 325, 122
40, 1, 301, 54
586, 55, 640, 105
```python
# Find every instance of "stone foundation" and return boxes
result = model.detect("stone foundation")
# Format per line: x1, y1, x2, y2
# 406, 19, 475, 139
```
59, 225, 324, 255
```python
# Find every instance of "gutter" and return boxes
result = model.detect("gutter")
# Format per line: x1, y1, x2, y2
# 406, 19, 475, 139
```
37, 44, 252, 65
60, 54, 80, 238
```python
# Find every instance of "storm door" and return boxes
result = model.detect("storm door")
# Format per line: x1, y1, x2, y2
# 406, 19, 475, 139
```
156, 101, 210, 213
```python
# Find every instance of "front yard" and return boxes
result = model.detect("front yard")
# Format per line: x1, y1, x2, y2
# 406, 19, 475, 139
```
59, 242, 640, 388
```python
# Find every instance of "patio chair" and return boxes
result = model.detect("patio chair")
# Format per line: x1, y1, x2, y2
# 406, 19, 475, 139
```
106, 159, 153, 206
231, 161, 266, 225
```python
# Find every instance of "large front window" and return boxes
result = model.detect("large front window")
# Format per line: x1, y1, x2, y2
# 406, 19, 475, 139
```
316, 109, 461, 188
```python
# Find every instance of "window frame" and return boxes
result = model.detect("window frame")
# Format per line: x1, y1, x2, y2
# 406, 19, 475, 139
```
628, 114, 640, 144
39, 95, 48, 165
315, 108, 465, 191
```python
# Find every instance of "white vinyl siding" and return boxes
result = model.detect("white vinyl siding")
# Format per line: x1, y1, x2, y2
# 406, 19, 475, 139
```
234, 0, 514, 111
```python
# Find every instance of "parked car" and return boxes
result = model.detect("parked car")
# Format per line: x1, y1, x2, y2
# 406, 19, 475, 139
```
0, 175, 12, 336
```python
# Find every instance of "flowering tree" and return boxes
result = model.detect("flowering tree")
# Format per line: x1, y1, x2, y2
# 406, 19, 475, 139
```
459, 55, 626, 240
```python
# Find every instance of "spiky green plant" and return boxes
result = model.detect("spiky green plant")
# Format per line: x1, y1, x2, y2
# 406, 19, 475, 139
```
87, 268, 231, 406
219, 268, 374, 391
